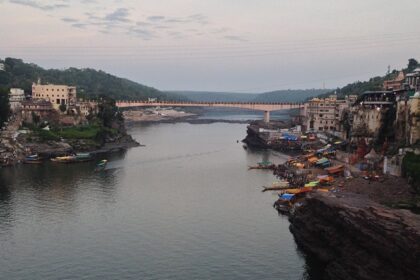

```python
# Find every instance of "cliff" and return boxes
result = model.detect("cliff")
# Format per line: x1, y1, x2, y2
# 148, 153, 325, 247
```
289, 192, 420, 280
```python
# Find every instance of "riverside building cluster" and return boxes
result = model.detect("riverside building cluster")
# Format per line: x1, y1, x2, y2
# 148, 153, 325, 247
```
8, 80, 98, 126
299, 67, 420, 146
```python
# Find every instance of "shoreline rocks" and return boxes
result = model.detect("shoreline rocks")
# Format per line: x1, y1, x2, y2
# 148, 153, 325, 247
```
289, 192, 420, 280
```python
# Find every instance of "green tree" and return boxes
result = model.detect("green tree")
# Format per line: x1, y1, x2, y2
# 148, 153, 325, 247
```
97, 96, 118, 128
0, 87, 10, 128
407, 58, 419, 73
59, 103, 67, 113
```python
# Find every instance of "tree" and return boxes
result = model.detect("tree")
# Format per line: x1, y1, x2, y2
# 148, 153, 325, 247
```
97, 96, 118, 128
59, 103, 67, 113
0, 88, 10, 128
407, 58, 419, 73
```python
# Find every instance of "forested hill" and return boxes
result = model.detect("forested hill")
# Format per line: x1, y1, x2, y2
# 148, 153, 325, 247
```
0, 58, 178, 100
254, 89, 331, 102
167, 91, 258, 102
318, 58, 419, 98
170, 89, 330, 103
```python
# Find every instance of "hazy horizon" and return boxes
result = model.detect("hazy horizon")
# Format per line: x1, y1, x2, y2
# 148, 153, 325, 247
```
1, 0, 419, 92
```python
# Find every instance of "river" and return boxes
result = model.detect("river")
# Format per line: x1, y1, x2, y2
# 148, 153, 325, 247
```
0, 117, 308, 279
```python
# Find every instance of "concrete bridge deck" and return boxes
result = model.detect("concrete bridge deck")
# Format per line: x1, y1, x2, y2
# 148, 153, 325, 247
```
116, 101, 304, 122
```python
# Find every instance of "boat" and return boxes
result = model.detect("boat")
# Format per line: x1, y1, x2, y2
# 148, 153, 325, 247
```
281, 187, 312, 194
278, 193, 295, 200
304, 181, 320, 188
325, 165, 345, 175
261, 180, 290, 192
75, 153, 93, 162
23, 154, 42, 164
95, 160, 108, 171
316, 157, 331, 167
248, 161, 275, 170
317, 175, 334, 184
51, 155, 77, 163
273, 199, 291, 214
271, 180, 289, 187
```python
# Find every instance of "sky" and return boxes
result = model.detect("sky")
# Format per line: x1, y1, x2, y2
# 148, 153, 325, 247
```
1, 0, 420, 92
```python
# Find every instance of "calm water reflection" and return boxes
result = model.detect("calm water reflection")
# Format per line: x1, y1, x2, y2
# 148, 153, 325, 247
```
0, 122, 306, 279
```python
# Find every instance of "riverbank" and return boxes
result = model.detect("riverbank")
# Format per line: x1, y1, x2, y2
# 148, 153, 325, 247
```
260, 139, 420, 279
123, 108, 253, 125
0, 119, 140, 167
123, 109, 196, 123
290, 191, 420, 280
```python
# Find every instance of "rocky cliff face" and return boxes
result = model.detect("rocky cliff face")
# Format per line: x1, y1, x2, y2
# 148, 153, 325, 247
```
289, 192, 420, 280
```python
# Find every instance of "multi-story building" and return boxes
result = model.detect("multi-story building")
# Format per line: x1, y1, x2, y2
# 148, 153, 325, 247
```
21, 99, 56, 124
302, 95, 356, 138
406, 67, 420, 91
0, 62, 5, 71
9, 88, 25, 111
32, 81, 77, 110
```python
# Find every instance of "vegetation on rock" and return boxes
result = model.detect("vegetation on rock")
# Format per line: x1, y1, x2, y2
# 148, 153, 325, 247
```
0, 87, 10, 128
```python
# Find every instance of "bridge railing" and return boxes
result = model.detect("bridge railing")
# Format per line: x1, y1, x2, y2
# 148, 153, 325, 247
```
116, 100, 304, 106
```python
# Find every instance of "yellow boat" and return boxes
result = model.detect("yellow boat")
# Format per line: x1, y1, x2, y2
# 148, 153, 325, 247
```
51, 156, 77, 163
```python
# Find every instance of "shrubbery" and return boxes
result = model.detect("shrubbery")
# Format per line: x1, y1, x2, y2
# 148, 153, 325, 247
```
402, 152, 420, 192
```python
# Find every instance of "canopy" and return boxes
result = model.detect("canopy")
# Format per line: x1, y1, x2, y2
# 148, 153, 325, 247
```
279, 193, 295, 200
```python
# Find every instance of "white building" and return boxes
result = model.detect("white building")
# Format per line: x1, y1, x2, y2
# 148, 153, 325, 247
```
0, 63, 5, 71
9, 88, 25, 111
302, 95, 357, 138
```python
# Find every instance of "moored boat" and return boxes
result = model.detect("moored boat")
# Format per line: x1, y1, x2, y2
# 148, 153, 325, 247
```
75, 153, 93, 162
94, 159, 108, 171
23, 154, 43, 164
325, 164, 345, 175
51, 155, 77, 163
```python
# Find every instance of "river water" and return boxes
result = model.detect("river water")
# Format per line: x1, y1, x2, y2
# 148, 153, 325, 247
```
0, 117, 307, 279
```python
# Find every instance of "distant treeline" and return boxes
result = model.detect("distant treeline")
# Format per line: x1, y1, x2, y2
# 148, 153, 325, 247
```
168, 89, 332, 103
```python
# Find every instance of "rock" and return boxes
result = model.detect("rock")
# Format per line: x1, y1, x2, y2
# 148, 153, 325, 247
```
289, 192, 420, 280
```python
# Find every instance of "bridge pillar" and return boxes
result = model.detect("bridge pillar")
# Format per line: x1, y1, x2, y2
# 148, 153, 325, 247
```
263, 111, 270, 123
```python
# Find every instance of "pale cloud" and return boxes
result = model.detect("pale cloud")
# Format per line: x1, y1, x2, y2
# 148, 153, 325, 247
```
104, 8, 131, 23
9, 0, 69, 10
61, 17, 78, 23
5, 0, 417, 92
147, 16, 165, 22
224, 35, 247, 42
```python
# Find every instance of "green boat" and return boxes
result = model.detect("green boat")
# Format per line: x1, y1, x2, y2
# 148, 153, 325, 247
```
75, 153, 93, 162
95, 160, 108, 171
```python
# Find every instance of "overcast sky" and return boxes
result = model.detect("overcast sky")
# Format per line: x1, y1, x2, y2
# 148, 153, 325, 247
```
1, 0, 419, 92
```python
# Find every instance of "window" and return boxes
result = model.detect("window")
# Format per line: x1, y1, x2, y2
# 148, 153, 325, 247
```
319, 127, 323, 131
56, 99, 60, 104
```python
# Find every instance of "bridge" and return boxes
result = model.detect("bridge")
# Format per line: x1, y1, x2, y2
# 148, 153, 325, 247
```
116, 101, 305, 123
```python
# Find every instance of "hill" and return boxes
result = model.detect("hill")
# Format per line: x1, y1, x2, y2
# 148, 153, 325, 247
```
0, 58, 179, 101
170, 89, 330, 103
318, 58, 419, 98
167, 91, 258, 102
254, 89, 331, 102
